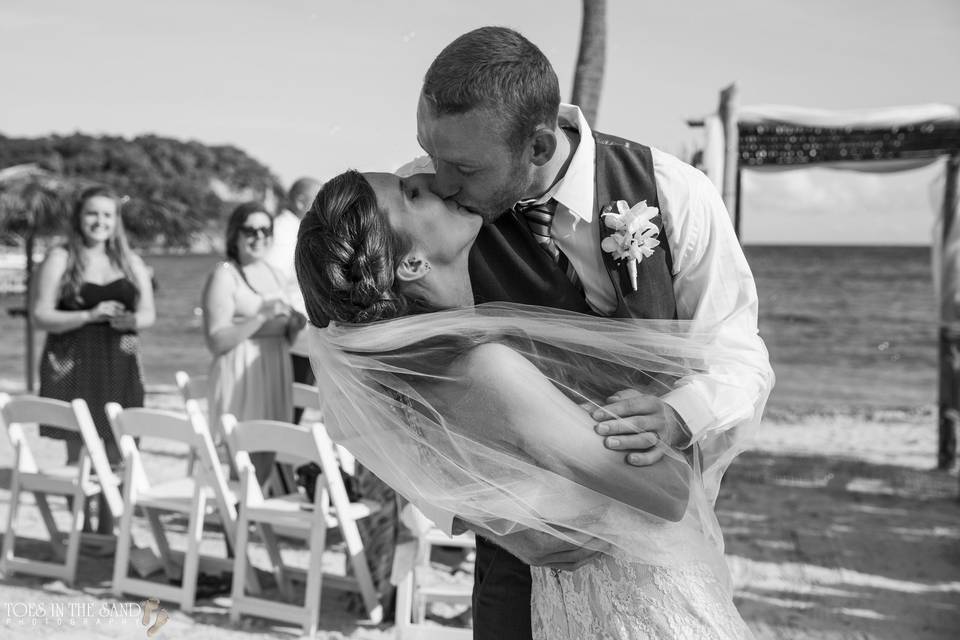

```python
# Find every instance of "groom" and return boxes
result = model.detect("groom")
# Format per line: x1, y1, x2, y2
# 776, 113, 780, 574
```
403, 26, 772, 640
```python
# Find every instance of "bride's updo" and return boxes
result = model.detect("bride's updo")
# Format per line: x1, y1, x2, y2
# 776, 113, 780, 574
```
295, 170, 413, 325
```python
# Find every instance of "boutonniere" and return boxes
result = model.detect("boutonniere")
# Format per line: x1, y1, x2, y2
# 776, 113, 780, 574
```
600, 200, 661, 292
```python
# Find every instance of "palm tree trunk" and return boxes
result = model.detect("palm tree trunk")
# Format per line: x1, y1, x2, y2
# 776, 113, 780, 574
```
571, 0, 607, 128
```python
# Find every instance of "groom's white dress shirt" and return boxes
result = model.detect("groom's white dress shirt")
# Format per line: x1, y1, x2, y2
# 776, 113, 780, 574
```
397, 104, 772, 532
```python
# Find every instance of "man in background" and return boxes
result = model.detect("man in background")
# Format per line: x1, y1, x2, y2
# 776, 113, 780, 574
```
267, 176, 322, 419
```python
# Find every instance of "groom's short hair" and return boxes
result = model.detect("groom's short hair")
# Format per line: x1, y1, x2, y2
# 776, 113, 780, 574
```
422, 26, 560, 152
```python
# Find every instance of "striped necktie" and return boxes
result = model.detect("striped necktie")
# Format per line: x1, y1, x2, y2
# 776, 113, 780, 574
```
514, 199, 582, 289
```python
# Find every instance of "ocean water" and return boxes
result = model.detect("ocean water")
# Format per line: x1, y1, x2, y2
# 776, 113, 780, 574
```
0, 246, 939, 415
747, 245, 936, 414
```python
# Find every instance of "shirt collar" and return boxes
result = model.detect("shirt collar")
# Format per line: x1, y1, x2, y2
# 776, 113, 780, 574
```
548, 104, 596, 222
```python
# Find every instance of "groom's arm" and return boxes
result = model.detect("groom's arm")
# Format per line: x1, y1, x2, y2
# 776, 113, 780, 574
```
592, 150, 774, 464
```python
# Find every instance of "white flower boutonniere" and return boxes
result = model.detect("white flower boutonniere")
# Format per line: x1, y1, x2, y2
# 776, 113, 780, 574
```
600, 200, 661, 292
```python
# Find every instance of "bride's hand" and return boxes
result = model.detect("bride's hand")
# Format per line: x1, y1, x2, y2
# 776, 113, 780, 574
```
586, 389, 691, 466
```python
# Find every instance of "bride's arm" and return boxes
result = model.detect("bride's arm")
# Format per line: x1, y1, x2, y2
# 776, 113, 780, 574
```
451, 343, 690, 522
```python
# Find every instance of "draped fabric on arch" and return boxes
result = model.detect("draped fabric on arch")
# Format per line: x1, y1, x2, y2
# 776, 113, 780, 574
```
702, 103, 959, 178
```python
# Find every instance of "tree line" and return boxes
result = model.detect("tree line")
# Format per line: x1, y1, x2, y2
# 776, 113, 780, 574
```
0, 132, 282, 248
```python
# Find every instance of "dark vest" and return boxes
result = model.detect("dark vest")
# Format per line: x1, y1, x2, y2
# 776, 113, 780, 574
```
469, 132, 678, 320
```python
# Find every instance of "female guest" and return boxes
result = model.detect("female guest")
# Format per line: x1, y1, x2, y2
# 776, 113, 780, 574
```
201, 202, 306, 485
34, 185, 155, 534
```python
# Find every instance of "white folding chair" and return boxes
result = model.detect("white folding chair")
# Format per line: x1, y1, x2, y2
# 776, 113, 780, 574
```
106, 403, 250, 612
393, 504, 475, 640
162, 391, 263, 596
223, 414, 384, 638
0, 394, 123, 585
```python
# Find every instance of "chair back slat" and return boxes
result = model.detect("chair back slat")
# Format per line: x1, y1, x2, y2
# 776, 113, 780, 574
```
225, 417, 320, 467
109, 406, 199, 445
0, 394, 40, 472
2, 395, 81, 433
292, 382, 323, 412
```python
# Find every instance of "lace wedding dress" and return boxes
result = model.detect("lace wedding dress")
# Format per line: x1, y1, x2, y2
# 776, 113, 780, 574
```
531, 555, 753, 639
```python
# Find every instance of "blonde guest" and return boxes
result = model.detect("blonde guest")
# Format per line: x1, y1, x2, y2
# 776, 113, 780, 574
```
34, 185, 155, 533
201, 202, 306, 484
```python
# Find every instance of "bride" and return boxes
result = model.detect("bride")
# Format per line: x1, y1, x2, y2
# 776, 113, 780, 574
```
294, 169, 767, 639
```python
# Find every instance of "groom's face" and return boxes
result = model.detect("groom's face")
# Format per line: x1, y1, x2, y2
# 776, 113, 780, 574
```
417, 95, 534, 223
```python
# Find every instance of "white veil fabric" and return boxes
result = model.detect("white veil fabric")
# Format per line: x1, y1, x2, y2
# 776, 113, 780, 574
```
308, 302, 770, 584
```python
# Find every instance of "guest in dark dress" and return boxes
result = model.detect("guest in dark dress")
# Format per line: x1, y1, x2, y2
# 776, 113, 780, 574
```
33, 185, 156, 534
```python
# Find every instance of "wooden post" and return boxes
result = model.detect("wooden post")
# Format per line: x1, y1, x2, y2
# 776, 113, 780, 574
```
734, 165, 744, 239
718, 83, 740, 235
24, 231, 36, 393
938, 151, 960, 471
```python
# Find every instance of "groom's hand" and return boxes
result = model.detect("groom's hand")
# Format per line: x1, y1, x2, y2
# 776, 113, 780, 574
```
587, 389, 691, 466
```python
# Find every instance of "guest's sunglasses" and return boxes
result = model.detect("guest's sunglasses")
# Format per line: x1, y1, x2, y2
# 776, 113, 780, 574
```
239, 225, 272, 239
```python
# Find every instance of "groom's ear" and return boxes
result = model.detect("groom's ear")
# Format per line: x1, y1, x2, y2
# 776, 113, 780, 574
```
396, 253, 431, 282
528, 126, 558, 167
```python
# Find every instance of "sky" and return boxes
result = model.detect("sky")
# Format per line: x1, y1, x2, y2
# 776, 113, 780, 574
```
2, 0, 958, 245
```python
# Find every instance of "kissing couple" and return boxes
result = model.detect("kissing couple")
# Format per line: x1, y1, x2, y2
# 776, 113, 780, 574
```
295, 26, 773, 640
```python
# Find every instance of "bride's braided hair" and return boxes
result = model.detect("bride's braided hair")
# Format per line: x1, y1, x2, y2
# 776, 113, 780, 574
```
295, 170, 413, 325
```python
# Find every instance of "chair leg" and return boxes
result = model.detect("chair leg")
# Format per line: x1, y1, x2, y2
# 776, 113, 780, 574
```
394, 570, 415, 636
180, 491, 207, 612
63, 487, 87, 586
35, 492, 67, 561
415, 571, 428, 623
1, 468, 22, 575
112, 492, 135, 597
241, 551, 262, 596
302, 521, 326, 639
222, 531, 263, 596
341, 519, 383, 623
146, 508, 179, 580
229, 504, 251, 625
185, 450, 197, 477
258, 523, 293, 600
277, 463, 297, 495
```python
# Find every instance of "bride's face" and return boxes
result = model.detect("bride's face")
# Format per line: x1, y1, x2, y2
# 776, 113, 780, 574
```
364, 172, 482, 266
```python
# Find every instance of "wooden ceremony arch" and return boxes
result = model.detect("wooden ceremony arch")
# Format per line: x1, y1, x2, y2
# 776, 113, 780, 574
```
690, 86, 960, 474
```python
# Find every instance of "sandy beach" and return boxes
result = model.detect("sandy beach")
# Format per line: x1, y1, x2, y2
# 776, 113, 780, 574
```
0, 390, 957, 639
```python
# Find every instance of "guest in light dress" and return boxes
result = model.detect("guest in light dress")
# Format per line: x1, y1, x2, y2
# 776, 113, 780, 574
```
201, 201, 306, 485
